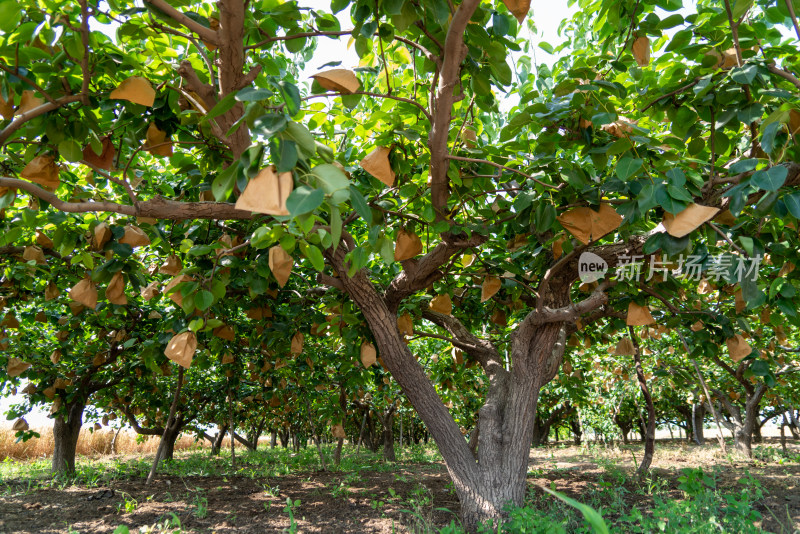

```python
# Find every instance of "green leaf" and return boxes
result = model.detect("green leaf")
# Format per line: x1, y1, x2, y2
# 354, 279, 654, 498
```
330, 205, 342, 251
541, 486, 609, 534
286, 186, 324, 216
58, 139, 83, 162
615, 157, 642, 180
203, 92, 236, 121
0, 2, 22, 33
194, 290, 214, 311
729, 158, 758, 174
731, 0, 753, 20
236, 87, 273, 102
284, 122, 316, 159
751, 166, 788, 192
349, 186, 372, 225
730, 64, 757, 85
212, 163, 239, 201
252, 114, 288, 137
782, 191, 800, 219
534, 203, 556, 232
301, 242, 325, 271
278, 81, 301, 116
313, 164, 350, 194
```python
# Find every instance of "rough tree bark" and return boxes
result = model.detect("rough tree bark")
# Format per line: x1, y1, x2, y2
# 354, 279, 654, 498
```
692, 402, 706, 445
712, 383, 767, 459
52, 401, 85, 474
382, 403, 398, 462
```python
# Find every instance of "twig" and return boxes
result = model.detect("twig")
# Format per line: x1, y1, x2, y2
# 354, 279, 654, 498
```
446, 154, 560, 190
304, 91, 431, 122
640, 78, 701, 112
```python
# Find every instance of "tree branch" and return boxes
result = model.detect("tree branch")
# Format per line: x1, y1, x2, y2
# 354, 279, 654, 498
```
447, 154, 561, 191
0, 177, 254, 220
143, 0, 219, 44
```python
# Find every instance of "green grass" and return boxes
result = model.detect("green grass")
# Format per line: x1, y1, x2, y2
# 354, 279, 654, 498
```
2, 442, 794, 533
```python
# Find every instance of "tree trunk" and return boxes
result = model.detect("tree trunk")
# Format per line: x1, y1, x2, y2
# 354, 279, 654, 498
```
110, 427, 122, 455
270, 430, 277, 448
325, 241, 572, 531
715, 384, 767, 460
279, 428, 289, 448
147, 367, 184, 484
382, 404, 397, 462
570, 416, 582, 445
630, 328, 655, 474
162, 425, 181, 461
211, 424, 228, 455
752, 420, 763, 443
52, 401, 85, 474
333, 437, 344, 467
692, 403, 705, 445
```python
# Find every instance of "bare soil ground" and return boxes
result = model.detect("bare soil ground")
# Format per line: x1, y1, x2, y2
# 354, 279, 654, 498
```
1, 439, 798, 533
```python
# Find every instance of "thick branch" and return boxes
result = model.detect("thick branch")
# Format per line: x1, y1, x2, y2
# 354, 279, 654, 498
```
384, 232, 486, 313
0, 177, 254, 220
0, 95, 83, 145
422, 309, 505, 378
143, 0, 219, 44
428, 0, 481, 218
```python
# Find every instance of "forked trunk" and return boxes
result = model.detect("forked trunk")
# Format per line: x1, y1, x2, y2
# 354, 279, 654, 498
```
52, 401, 85, 474
327, 243, 570, 531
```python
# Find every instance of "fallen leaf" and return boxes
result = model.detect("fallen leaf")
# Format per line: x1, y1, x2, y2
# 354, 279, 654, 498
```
164, 331, 197, 369
556, 203, 623, 244
110, 77, 156, 107
360, 146, 395, 187
662, 204, 720, 238
311, 69, 361, 94
234, 166, 293, 215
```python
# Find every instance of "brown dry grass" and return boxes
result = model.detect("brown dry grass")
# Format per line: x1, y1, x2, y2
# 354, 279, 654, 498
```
0, 427, 197, 461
